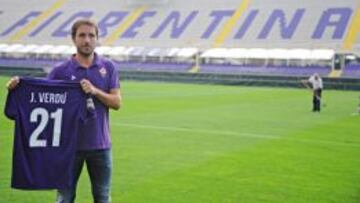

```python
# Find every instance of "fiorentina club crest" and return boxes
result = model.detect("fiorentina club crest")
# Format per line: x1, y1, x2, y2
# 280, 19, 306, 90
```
99, 67, 107, 78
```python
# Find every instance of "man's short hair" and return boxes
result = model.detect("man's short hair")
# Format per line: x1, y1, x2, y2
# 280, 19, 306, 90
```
71, 19, 99, 39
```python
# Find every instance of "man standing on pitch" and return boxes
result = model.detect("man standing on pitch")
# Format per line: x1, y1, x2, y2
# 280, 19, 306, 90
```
6, 19, 122, 203
301, 73, 323, 112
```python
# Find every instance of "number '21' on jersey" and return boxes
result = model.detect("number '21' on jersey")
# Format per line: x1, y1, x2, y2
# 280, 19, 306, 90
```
4, 77, 94, 190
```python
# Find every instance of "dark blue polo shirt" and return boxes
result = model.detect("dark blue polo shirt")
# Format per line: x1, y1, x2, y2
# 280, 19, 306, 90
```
48, 53, 120, 150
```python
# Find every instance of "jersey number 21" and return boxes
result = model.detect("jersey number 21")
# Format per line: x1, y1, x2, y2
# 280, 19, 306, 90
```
29, 107, 63, 147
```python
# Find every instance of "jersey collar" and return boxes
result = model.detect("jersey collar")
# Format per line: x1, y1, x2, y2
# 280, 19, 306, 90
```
70, 52, 102, 69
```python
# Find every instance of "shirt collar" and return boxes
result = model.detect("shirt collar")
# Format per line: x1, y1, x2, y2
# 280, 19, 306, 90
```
70, 52, 102, 69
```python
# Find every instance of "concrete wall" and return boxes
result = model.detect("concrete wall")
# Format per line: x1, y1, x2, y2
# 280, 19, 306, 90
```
2, 65, 359, 90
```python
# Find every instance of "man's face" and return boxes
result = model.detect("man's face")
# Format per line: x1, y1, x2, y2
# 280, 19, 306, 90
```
73, 25, 97, 57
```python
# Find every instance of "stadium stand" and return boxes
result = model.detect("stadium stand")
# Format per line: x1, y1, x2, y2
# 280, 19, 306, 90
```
343, 63, 360, 78
0, 0, 359, 89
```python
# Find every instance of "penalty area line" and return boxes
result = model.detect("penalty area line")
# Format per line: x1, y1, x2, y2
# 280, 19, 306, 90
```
113, 123, 360, 148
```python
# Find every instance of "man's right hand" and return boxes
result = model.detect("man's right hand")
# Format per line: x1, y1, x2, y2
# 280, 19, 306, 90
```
6, 76, 20, 90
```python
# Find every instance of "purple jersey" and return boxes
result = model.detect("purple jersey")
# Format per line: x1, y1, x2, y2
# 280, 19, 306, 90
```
4, 77, 91, 189
48, 53, 120, 150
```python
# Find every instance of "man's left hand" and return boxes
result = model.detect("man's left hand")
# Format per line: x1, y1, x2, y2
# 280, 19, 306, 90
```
80, 79, 98, 95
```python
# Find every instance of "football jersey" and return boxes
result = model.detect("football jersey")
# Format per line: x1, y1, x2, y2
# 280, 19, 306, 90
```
4, 77, 92, 190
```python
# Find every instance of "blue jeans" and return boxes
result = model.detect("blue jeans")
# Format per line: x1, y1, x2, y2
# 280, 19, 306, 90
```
56, 149, 112, 203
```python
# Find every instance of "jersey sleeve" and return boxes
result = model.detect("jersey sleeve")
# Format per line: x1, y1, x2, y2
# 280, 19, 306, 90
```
4, 90, 17, 120
47, 67, 59, 79
48, 61, 69, 80
108, 60, 120, 90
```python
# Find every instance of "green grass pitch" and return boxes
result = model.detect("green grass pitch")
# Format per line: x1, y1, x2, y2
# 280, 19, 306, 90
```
0, 76, 359, 203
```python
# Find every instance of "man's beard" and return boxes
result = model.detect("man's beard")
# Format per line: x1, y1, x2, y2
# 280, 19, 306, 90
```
77, 46, 94, 58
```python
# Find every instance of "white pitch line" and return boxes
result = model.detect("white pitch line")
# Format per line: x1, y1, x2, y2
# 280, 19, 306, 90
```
114, 123, 360, 148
